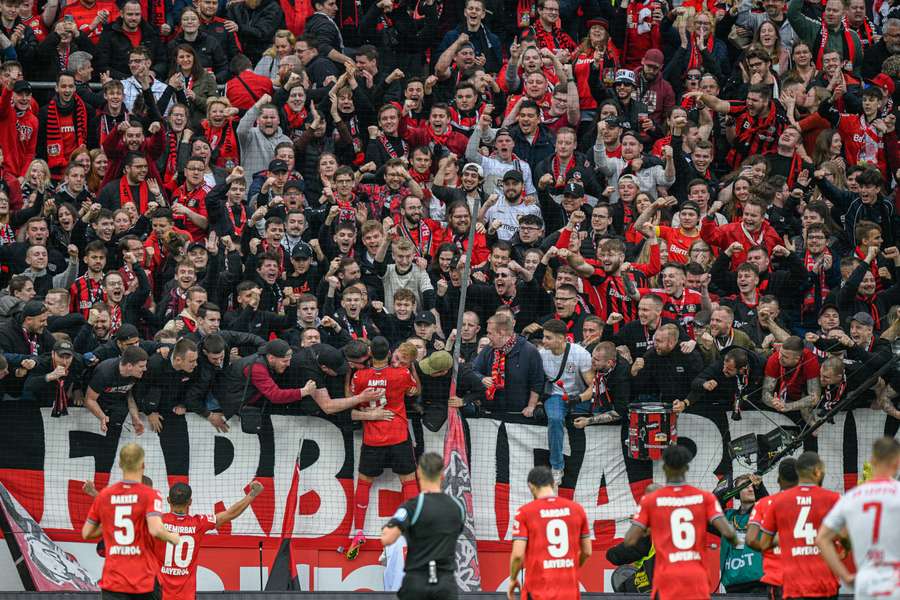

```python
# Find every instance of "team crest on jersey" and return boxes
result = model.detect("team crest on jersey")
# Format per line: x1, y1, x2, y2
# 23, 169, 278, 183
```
16, 122, 34, 141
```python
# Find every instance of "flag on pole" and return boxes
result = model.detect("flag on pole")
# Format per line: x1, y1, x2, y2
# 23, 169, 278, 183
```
442, 406, 481, 591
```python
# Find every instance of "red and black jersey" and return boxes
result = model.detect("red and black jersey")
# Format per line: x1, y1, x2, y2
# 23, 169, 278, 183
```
726, 100, 789, 167
69, 275, 104, 318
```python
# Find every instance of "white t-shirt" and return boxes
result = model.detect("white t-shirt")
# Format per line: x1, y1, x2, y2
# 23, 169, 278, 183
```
539, 343, 592, 397
484, 196, 542, 241
822, 478, 900, 599
382, 536, 407, 591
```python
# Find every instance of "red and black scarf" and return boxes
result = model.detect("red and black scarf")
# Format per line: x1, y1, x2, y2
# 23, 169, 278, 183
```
119, 177, 150, 212
45, 95, 88, 172
591, 368, 613, 412
203, 118, 240, 169
688, 33, 714, 71
485, 335, 517, 401
815, 20, 857, 69
802, 249, 831, 314
399, 219, 432, 257
284, 104, 308, 133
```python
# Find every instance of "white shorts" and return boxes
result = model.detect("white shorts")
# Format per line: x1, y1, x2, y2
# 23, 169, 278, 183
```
854, 565, 900, 600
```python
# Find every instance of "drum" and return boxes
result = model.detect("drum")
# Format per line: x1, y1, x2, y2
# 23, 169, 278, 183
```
628, 402, 677, 460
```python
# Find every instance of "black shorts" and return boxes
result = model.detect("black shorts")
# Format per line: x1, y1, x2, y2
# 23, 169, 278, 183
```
768, 586, 783, 600
359, 439, 416, 478
101, 590, 157, 600
397, 570, 457, 600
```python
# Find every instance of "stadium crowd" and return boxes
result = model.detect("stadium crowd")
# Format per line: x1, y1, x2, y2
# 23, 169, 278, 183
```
0, 0, 900, 555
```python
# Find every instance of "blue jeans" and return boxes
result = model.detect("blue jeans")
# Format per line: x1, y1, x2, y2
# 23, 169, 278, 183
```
546, 395, 594, 470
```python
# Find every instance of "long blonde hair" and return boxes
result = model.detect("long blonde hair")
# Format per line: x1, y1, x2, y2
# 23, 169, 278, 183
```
264, 30, 296, 58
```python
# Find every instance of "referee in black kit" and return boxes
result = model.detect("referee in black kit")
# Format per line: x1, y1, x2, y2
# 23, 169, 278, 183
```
380, 452, 465, 599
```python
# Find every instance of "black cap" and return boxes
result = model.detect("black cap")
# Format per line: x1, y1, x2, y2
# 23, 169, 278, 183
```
818, 302, 839, 318
21, 300, 47, 318
268, 159, 289, 173
414, 311, 436, 325
116, 324, 140, 341
291, 242, 313, 260
603, 117, 622, 128
53, 340, 74, 356
12, 81, 31, 94
495, 127, 513, 140
563, 181, 584, 197
680, 200, 701, 214
168, 482, 192, 505
693, 309, 711, 328
502, 169, 524, 183
318, 344, 347, 375
187, 241, 207, 253
283, 180, 304, 193
262, 339, 292, 358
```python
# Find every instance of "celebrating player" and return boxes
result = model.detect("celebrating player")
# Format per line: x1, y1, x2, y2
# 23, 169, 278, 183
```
81, 443, 181, 599
817, 437, 900, 600
155, 481, 265, 600
746, 458, 800, 600
347, 336, 420, 558
757, 451, 840, 600
508, 466, 591, 600
623, 445, 738, 600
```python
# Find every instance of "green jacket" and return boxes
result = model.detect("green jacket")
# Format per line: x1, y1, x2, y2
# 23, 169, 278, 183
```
787, 0, 862, 75
719, 507, 764, 588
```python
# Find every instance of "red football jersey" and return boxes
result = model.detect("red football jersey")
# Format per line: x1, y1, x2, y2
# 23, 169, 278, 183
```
351, 365, 416, 446
511, 495, 590, 600
759, 484, 840, 599
154, 513, 217, 600
85, 480, 164, 593
748, 493, 782, 586
633, 484, 724, 600
657, 225, 700, 264
764, 350, 820, 402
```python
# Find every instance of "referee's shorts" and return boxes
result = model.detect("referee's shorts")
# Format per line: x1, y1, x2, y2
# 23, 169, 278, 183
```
397, 570, 457, 600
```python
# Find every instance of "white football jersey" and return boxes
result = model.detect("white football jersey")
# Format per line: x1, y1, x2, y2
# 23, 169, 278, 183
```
822, 478, 900, 599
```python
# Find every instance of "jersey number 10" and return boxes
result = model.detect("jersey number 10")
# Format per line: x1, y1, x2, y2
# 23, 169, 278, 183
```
165, 536, 197, 568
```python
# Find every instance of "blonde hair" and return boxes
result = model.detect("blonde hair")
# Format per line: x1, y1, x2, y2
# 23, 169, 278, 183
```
264, 30, 296, 58
119, 443, 145, 472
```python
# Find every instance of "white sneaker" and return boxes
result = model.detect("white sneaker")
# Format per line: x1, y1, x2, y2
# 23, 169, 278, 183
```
552, 468, 563, 487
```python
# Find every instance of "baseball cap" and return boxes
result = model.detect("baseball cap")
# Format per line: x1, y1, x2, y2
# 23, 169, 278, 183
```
12, 80, 31, 94
495, 127, 514, 140
187, 241, 207, 253
586, 17, 609, 30
818, 302, 839, 318
262, 339, 291, 358
681, 200, 701, 214
291, 241, 313, 260
318, 344, 347, 375
502, 169, 524, 183
563, 181, 584, 197
53, 340, 74, 356
418, 350, 453, 376
283, 180, 304, 193
643, 49, 664, 67
849, 312, 875, 327
619, 174, 639, 185
21, 300, 47, 318
116, 324, 140, 341
614, 69, 636, 85
693, 309, 711, 328
268, 159, 289, 173
462, 163, 484, 177
870, 73, 895, 97
414, 311, 436, 325
603, 116, 623, 128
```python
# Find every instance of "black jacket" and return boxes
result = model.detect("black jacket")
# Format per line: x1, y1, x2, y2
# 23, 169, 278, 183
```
225, 0, 285, 64
94, 19, 167, 80
166, 31, 229, 83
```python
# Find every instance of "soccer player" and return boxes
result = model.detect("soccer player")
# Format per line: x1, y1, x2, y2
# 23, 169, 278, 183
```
817, 437, 900, 600
81, 443, 181, 600
348, 336, 420, 558
746, 458, 800, 600
508, 466, 591, 600
155, 480, 265, 600
623, 445, 738, 600
757, 451, 840, 600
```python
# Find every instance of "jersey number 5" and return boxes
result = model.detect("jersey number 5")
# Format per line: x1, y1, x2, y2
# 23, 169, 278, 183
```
113, 506, 135, 545
670, 508, 696, 550
546, 519, 570, 558
164, 536, 197, 568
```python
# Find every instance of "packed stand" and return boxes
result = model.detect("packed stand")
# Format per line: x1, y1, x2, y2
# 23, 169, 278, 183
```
0, 0, 900, 547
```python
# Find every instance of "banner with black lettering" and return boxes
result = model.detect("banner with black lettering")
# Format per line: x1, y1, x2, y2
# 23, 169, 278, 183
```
0, 403, 896, 545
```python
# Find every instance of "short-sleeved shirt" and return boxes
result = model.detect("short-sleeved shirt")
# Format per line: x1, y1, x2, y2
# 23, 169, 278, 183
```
656, 226, 700, 264
85, 481, 163, 593
351, 365, 416, 446
88, 358, 140, 407
539, 343, 592, 398
822, 478, 900, 581
154, 512, 218, 600
633, 484, 725, 600
759, 484, 840, 599
764, 350, 820, 402
748, 493, 782, 586
483, 196, 543, 241
512, 495, 590, 599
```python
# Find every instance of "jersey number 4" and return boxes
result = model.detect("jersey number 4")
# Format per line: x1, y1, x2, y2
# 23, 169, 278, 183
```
793, 506, 816, 545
